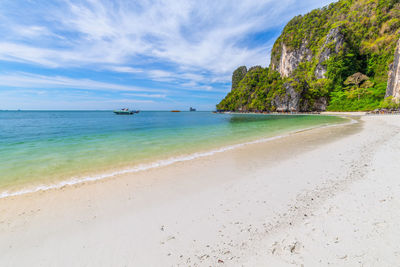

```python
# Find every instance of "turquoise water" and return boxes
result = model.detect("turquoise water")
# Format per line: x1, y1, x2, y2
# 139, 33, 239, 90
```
0, 111, 347, 195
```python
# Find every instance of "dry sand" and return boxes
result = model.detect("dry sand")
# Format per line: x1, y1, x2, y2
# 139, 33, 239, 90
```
0, 115, 399, 266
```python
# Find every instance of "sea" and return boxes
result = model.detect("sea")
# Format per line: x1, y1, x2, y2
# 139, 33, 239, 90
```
0, 111, 348, 197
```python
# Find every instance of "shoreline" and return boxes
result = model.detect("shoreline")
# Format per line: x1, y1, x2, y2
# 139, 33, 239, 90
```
1, 115, 399, 266
0, 115, 353, 200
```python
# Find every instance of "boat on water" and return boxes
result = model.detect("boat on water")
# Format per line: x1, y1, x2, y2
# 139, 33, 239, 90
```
171, 110, 181, 112
189, 107, 196, 112
113, 108, 138, 115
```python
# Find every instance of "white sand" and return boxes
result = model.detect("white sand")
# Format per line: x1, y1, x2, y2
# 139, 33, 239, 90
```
1, 115, 399, 266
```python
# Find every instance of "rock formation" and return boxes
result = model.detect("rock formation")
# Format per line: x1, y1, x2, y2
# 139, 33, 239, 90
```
315, 27, 345, 79
344, 72, 369, 87
271, 42, 312, 78
217, 0, 400, 112
272, 81, 303, 111
386, 38, 400, 101
231, 66, 247, 91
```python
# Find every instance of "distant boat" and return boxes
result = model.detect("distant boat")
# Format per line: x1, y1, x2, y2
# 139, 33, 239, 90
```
113, 108, 135, 115
189, 107, 196, 112
171, 110, 181, 112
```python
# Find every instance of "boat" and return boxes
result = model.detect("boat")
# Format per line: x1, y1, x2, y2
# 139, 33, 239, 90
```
171, 110, 181, 112
189, 107, 196, 112
113, 108, 134, 115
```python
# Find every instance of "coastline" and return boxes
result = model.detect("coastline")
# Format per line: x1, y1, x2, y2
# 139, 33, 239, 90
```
1, 115, 400, 266
0, 115, 351, 199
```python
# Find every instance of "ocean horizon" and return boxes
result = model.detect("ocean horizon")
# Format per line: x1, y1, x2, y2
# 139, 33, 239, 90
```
0, 111, 347, 197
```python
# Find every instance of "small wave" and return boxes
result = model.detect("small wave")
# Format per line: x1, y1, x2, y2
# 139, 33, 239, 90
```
0, 118, 357, 199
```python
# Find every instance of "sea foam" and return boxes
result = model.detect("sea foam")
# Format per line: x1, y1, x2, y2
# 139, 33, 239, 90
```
0, 117, 357, 199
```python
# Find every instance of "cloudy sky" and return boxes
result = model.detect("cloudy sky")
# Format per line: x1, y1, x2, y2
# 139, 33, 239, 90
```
0, 0, 336, 110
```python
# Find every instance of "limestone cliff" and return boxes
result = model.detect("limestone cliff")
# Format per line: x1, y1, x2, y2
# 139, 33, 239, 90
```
271, 42, 312, 78
314, 27, 345, 79
269, 27, 346, 111
217, 0, 400, 112
272, 81, 304, 111
386, 38, 400, 101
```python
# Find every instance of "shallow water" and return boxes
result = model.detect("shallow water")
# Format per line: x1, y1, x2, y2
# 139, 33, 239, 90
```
0, 111, 347, 195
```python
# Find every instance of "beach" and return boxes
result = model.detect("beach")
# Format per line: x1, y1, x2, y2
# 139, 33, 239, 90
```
1, 115, 400, 266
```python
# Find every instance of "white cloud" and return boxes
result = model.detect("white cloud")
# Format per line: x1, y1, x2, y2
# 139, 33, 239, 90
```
0, 72, 165, 93
107, 66, 144, 74
0, 0, 337, 72
12, 25, 54, 38
0, 43, 62, 67
123, 93, 167, 98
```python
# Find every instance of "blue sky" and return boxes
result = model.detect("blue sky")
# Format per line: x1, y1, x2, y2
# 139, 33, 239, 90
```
0, 0, 336, 110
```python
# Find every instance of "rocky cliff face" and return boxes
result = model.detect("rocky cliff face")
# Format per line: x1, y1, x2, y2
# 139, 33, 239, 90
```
272, 82, 303, 111
386, 38, 400, 101
269, 27, 345, 111
315, 27, 345, 79
271, 42, 312, 78
217, 0, 400, 112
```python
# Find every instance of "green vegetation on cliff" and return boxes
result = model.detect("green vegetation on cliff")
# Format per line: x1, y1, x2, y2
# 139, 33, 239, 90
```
231, 66, 248, 91
217, 0, 400, 112
218, 67, 284, 111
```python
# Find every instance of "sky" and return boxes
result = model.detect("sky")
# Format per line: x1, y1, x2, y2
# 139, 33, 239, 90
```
0, 0, 336, 111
